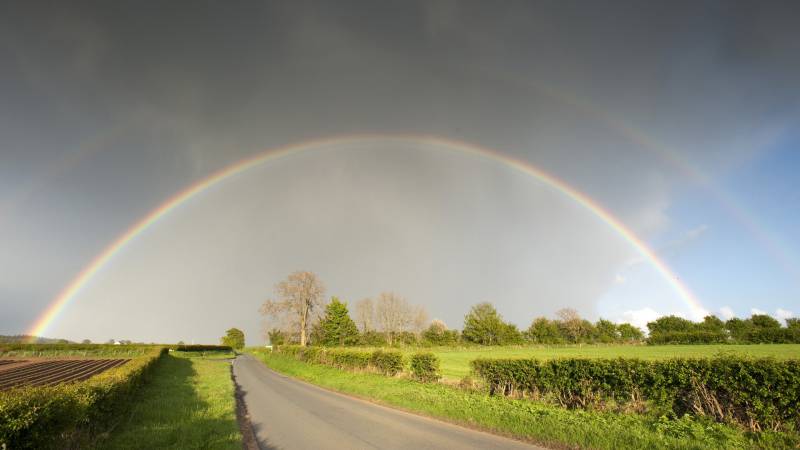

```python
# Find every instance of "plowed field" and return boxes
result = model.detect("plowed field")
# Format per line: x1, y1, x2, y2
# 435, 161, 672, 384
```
0, 358, 129, 390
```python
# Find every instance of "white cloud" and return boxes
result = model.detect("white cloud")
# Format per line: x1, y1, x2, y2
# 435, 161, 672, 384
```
751, 308, 767, 316
776, 308, 794, 321
616, 307, 661, 333
719, 306, 735, 320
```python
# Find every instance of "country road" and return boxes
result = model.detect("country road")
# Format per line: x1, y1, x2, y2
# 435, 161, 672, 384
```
232, 355, 543, 450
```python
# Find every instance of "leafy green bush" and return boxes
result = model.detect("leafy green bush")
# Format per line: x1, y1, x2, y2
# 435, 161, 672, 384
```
471, 356, 800, 433
646, 331, 728, 345
0, 347, 167, 449
0, 343, 154, 357
370, 350, 404, 376
325, 348, 372, 370
275, 346, 403, 376
173, 344, 232, 352
409, 352, 441, 382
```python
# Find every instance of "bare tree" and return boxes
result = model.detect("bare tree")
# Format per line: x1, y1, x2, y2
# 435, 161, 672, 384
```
429, 319, 447, 334
354, 298, 375, 332
556, 307, 582, 343
375, 292, 412, 345
411, 305, 429, 338
260, 271, 325, 346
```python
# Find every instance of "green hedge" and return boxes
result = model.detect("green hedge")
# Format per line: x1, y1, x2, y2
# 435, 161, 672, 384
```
0, 347, 167, 449
275, 346, 404, 376
0, 343, 154, 357
172, 344, 233, 352
647, 331, 729, 345
409, 352, 441, 382
471, 356, 800, 433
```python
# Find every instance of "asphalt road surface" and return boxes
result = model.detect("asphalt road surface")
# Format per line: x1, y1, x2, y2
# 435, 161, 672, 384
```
233, 355, 543, 450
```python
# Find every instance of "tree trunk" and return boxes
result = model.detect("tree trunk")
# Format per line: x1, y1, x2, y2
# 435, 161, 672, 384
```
300, 308, 307, 346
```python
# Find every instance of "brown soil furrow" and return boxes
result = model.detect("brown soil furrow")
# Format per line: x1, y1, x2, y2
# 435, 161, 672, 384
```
42, 359, 128, 385
0, 360, 88, 385
16, 360, 103, 387
0, 360, 22, 366
0, 360, 95, 388
0, 359, 129, 390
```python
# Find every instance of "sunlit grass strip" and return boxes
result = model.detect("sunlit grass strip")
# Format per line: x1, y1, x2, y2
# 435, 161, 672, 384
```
96, 353, 241, 449
253, 351, 796, 450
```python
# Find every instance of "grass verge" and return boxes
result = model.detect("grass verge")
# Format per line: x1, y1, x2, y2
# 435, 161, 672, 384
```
96, 352, 241, 449
253, 351, 795, 450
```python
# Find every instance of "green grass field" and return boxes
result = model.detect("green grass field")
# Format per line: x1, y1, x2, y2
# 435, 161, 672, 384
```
420, 344, 800, 379
253, 351, 796, 450
96, 351, 241, 449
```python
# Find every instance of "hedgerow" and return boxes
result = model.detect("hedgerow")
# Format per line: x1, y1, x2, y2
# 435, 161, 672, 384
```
172, 344, 233, 352
646, 331, 728, 345
0, 343, 154, 357
0, 347, 167, 449
409, 352, 441, 382
471, 356, 800, 433
274, 345, 404, 376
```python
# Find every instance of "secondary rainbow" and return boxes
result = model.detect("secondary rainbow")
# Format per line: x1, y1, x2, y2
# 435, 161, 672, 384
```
27, 134, 708, 339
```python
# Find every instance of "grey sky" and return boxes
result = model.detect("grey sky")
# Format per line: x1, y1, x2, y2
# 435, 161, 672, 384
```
1, 1, 798, 343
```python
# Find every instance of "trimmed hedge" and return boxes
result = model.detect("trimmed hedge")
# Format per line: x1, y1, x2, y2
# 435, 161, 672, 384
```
172, 344, 233, 352
0, 347, 167, 449
0, 343, 154, 357
275, 346, 404, 376
409, 352, 441, 382
647, 331, 728, 345
471, 356, 800, 433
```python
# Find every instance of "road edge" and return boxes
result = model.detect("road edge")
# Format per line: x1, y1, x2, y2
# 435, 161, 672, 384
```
231, 357, 260, 450
246, 353, 555, 450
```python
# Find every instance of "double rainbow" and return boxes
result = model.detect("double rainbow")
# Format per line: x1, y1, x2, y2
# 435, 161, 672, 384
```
27, 134, 708, 338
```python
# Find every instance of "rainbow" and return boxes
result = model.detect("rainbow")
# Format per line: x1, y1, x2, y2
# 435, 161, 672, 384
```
27, 134, 708, 339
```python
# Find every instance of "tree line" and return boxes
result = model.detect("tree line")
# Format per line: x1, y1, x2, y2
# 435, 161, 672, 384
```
260, 271, 798, 347
647, 314, 800, 344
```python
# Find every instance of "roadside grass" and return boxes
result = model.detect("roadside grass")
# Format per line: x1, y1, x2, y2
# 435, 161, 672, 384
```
253, 351, 797, 450
420, 344, 800, 379
95, 352, 241, 449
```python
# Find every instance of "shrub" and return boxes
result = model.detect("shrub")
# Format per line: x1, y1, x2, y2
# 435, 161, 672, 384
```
0, 347, 167, 449
370, 349, 404, 376
646, 331, 728, 345
409, 352, 441, 382
360, 331, 388, 346
471, 356, 800, 433
275, 346, 404, 376
173, 344, 232, 352
325, 348, 371, 370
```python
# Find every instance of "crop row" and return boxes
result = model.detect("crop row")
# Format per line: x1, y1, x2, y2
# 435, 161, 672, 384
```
0, 359, 129, 390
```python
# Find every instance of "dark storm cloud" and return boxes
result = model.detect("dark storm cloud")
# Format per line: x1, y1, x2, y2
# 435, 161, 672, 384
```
1, 1, 798, 342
